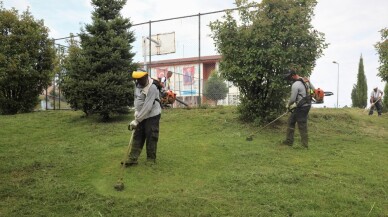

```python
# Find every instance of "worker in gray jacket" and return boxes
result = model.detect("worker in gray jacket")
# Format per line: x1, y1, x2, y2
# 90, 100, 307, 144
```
282, 69, 314, 148
124, 69, 162, 166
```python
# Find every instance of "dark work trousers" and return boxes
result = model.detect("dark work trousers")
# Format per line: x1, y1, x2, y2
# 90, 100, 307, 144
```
285, 105, 311, 147
129, 114, 161, 162
369, 101, 383, 116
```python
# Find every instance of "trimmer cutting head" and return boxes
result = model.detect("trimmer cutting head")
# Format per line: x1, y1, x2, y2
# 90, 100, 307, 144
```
114, 179, 124, 191
246, 135, 253, 141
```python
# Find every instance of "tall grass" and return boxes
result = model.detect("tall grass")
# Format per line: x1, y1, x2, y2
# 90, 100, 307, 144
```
0, 107, 387, 216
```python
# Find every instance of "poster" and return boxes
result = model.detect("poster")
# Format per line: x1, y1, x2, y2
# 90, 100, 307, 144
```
183, 66, 195, 86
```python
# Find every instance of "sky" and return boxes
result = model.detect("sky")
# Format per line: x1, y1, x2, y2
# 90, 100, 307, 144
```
3, 0, 388, 108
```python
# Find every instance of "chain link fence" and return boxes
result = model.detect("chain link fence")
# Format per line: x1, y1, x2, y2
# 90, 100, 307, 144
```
45, 7, 243, 110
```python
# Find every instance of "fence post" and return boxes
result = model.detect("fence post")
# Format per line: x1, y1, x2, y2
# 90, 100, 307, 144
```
148, 20, 152, 74
45, 87, 48, 110
198, 13, 201, 106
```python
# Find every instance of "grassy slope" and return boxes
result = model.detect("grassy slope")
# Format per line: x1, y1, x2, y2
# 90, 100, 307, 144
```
0, 107, 387, 216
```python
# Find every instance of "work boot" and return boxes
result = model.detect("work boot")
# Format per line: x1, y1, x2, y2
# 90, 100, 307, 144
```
128, 147, 142, 164
145, 158, 156, 166
281, 140, 293, 146
120, 159, 138, 167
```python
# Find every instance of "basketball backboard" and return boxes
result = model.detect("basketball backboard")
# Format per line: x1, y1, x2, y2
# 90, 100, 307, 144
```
142, 32, 176, 56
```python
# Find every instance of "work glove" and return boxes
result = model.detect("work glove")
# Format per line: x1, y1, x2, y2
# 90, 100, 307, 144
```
285, 102, 290, 109
128, 120, 139, 131
287, 103, 297, 112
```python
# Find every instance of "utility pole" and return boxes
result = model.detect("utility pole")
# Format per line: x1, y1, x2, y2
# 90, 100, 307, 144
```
333, 61, 340, 108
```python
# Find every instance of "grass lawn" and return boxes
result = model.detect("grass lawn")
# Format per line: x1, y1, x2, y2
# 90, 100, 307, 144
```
0, 107, 387, 216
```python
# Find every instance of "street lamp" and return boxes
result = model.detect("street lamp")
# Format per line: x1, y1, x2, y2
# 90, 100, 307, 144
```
332, 61, 339, 108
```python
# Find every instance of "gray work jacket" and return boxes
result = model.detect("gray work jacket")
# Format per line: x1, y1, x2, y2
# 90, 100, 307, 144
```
134, 77, 162, 123
288, 79, 315, 107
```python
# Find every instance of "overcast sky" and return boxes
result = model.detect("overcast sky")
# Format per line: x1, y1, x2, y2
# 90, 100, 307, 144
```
3, 0, 387, 108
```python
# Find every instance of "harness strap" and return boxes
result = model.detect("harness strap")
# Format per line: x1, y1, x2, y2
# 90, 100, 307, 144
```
296, 78, 312, 107
152, 83, 163, 108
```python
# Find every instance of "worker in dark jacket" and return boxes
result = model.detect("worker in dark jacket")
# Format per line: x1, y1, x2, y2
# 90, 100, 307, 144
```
282, 70, 314, 148
123, 69, 162, 166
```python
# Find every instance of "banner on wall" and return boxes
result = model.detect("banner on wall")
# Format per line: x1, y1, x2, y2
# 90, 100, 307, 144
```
183, 66, 195, 86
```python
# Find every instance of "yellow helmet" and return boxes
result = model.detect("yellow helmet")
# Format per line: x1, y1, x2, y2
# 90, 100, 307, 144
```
132, 70, 148, 79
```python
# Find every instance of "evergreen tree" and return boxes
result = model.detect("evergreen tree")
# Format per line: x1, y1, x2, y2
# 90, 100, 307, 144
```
350, 84, 357, 107
351, 55, 368, 108
203, 70, 229, 106
210, 0, 327, 123
61, 0, 136, 120
0, 5, 55, 114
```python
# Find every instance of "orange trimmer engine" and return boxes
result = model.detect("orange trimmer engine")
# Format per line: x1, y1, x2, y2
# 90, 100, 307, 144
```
161, 90, 176, 105
313, 88, 325, 103
313, 88, 334, 104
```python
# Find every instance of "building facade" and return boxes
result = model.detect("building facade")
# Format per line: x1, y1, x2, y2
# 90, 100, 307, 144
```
145, 55, 239, 107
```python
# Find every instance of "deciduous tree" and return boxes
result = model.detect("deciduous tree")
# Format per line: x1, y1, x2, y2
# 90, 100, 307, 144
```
382, 82, 388, 113
375, 28, 388, 81
210, 0, 327, 123
0, 5, 55, 114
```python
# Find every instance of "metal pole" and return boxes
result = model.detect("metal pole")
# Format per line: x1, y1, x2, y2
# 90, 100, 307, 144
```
58, 46, 64, 110
198, 13, 201, 106
337, 63, 339, 108
53, 76, 56, 110
143, 37, 147, 71
58, 73, 61, 110
45, 87, 48, 110
148, 21, 151, 74
333, 61, 339, 108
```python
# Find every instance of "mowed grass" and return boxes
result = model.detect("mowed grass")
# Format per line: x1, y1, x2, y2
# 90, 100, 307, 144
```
0, 107, 387, 216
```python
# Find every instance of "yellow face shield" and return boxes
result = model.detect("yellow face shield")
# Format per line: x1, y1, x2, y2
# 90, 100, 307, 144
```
132, 71, 148, 79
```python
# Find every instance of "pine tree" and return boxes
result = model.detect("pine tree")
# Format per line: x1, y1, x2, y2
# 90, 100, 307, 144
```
62, 0, 136, 120
351, 55, 368, 108
351, 84, 357, 106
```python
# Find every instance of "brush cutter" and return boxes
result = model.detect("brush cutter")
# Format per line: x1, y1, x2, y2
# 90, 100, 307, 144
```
246, 110, 290, 141
113, 130, 135, 191
365, 98, 382, 114
368, 98, 381, 109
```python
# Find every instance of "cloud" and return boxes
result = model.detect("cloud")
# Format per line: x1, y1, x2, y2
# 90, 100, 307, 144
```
3, 0, 31, 11
123, 0, 235, 24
